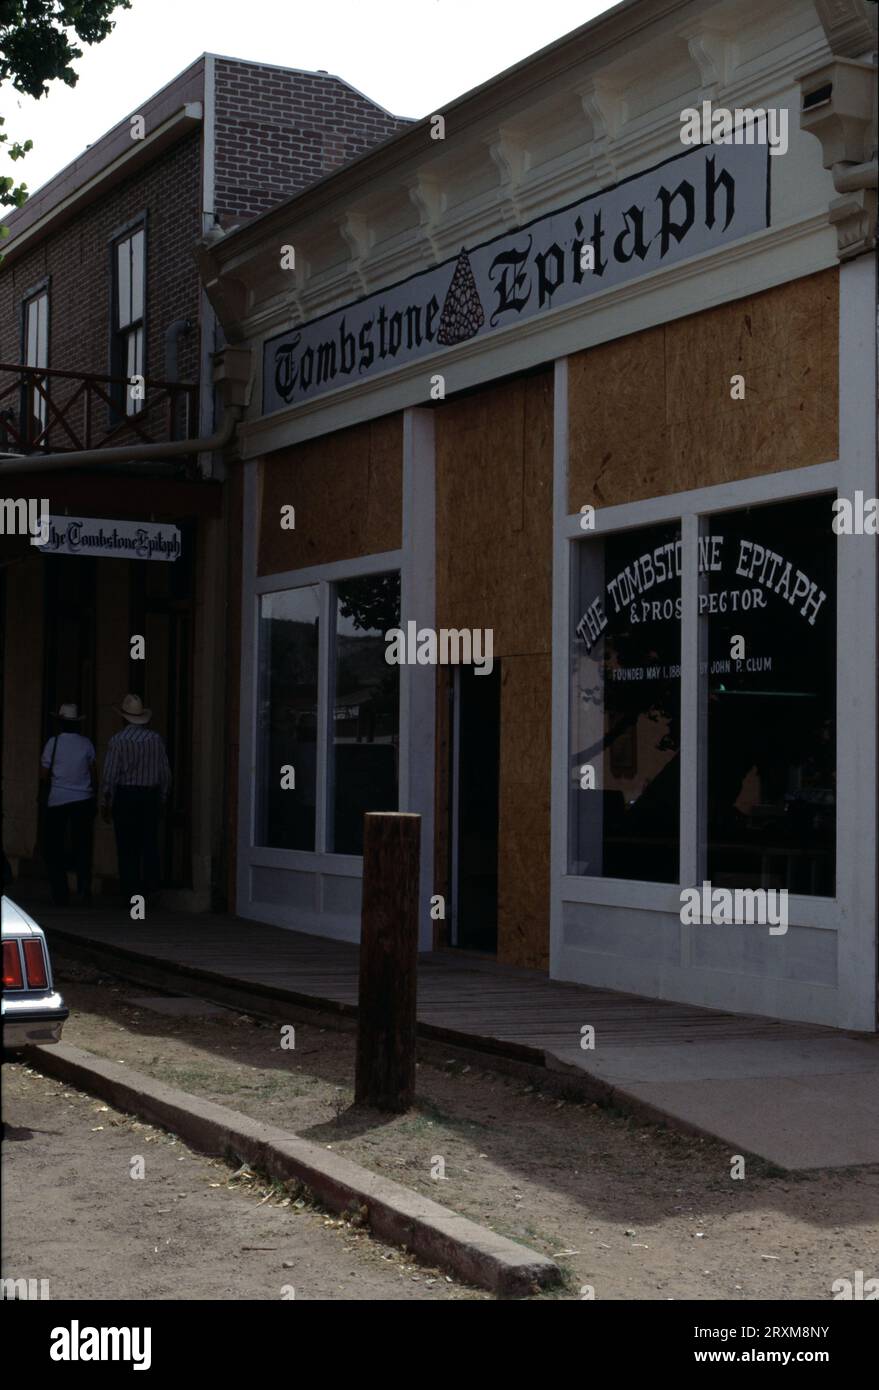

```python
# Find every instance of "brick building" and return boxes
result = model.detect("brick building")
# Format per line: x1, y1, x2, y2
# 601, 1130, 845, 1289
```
0, 54, 408, 906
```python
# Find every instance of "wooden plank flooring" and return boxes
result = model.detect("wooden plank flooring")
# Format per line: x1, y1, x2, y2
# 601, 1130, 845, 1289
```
32, 900, 841, 1060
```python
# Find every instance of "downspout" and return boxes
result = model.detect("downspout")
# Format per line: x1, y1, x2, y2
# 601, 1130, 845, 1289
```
0, 403, 241, 476
832, 159, 878, 191
165, 317, 194, 383
0, 346, 252, 477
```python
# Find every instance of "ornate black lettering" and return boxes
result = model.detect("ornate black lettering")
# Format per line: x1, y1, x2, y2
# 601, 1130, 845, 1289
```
488, 236, 532, 327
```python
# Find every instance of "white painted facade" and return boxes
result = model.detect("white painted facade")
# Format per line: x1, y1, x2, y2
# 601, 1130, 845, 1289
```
202, 0, 878, 1029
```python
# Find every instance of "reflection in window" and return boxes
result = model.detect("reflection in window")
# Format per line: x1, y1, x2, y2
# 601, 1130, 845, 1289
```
257, 586, 320, 850
330, 572, 400, 854
113, 227, 145, 416
704, 495, 836, 896
569, 523, 681, 881
24, 289, 49, 434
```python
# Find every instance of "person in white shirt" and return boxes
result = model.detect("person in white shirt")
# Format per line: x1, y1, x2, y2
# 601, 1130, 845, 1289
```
40, 702, 97, 907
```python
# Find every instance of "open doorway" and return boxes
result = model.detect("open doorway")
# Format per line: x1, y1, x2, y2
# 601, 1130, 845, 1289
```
450, 662, 500, 952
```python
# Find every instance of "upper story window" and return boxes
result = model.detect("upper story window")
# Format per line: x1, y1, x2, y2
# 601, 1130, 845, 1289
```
112, 225, 145, 415
23, 287, 49, 433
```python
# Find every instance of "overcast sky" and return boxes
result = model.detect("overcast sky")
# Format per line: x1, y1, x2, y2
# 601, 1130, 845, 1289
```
1, 0, 615, 199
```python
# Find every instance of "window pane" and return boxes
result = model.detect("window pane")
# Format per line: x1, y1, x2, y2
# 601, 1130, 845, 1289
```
25, 294, 48, 428
703, 495, 836, 895
257, 586, 320, 850
35, 292, 48, 367
330, 572, 400, 854
130, 229, 145, 323
25, 298, 38, 365
117, 240, 131, 328
569, 522, 681, 881
125, 327, 144, 416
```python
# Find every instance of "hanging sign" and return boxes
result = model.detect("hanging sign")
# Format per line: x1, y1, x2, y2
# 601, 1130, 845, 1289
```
34, 515, 181, 561
263, 141, 770, 413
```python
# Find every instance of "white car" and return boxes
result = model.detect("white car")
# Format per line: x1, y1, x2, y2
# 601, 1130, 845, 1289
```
2, 896, 68, 1051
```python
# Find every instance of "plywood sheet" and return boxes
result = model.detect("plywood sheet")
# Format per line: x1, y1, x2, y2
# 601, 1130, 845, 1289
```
435, 372, 554, 969
258, 414, 403, 574
435, 371, 553, 657
568, 268, 839, 511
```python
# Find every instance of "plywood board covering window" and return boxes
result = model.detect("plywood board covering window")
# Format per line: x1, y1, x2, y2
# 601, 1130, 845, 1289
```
567, 268, 839, 512
258, 414, 403, 574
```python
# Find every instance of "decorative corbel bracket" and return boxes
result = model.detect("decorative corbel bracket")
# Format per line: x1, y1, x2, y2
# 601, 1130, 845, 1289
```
577, 77, 625, 182
486, 126, 528, 226
799, 56, 877, 258
338, 211, 374, 296
680, 24, 735, 97
409, 172, 446, 262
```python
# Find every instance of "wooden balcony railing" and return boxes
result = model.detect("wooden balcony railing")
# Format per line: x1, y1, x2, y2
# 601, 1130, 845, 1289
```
0, 363, 199, 456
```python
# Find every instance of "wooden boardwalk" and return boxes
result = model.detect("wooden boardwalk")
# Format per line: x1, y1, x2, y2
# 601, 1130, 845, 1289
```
27, 896, 879, 1167
33, 899, 836, 1060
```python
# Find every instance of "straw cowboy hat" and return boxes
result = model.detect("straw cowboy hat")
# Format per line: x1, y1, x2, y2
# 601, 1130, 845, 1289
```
53, 702, 85, 721
114, 693, 152, 725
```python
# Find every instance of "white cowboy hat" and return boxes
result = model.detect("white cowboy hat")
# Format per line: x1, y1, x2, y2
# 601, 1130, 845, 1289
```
115, 693, 152, 724
54, 702, 85, 721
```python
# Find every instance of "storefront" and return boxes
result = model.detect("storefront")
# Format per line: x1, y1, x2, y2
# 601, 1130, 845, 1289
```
0, 472, 225, 907
202, 0, 877, 1030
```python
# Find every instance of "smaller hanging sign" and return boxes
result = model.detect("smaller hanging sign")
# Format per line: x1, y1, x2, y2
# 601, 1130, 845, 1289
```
34, 515, 181, 562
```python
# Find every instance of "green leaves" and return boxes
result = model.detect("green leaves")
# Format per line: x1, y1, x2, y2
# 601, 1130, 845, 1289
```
0, 2, 131, 97
0, 2, 130, 227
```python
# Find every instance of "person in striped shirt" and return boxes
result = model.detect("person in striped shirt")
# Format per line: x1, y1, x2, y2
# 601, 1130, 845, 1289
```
101, 694, 172, 901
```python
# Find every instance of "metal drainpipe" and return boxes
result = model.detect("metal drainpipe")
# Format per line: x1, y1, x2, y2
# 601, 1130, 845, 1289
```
832, 160, 879, 192
164, 318, 194, 442
165, 319, 193, 382
0, 404, 242, 476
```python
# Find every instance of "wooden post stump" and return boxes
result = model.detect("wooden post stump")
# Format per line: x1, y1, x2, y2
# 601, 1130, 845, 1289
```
354, 811, 421, 1112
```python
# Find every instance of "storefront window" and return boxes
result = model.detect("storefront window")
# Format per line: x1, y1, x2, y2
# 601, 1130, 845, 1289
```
702, 495, 836, 896
569, 522, 682, 881
257, 585, 320, 850
329, 571, 401, 854
568, 494, 837, 894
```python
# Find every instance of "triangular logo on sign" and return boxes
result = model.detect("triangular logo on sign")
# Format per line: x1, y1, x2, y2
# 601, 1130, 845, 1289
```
437, 248, 485, 345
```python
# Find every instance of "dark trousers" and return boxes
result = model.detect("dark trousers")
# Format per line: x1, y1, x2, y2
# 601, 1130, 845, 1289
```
45, 798, 95, 905
112, 786, 162, 901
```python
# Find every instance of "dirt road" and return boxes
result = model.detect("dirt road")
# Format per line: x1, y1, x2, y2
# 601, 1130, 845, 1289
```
1, 1063, 484, 1300
41, 961, 879, 1301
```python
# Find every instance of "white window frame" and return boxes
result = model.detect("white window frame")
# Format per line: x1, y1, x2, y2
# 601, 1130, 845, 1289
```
113, 225, 145, 416
237, 412, 436, 945
558, 457, 841, 927
551, 251, 877, 1031
247, 548, 403, 878
23, 287, 49, 433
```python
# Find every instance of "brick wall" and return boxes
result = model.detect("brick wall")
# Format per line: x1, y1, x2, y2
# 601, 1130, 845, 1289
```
0, 57, 409, 447
213, 59, 410, 222
0, 131, 202, 447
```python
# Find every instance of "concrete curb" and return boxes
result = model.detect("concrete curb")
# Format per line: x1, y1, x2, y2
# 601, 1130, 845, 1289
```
46, 930, 764, 1155
25, 1041, 561, 1298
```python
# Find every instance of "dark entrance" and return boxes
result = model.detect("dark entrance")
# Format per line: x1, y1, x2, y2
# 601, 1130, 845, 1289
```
453, 662, 500, 952
129, 521, 195, 889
